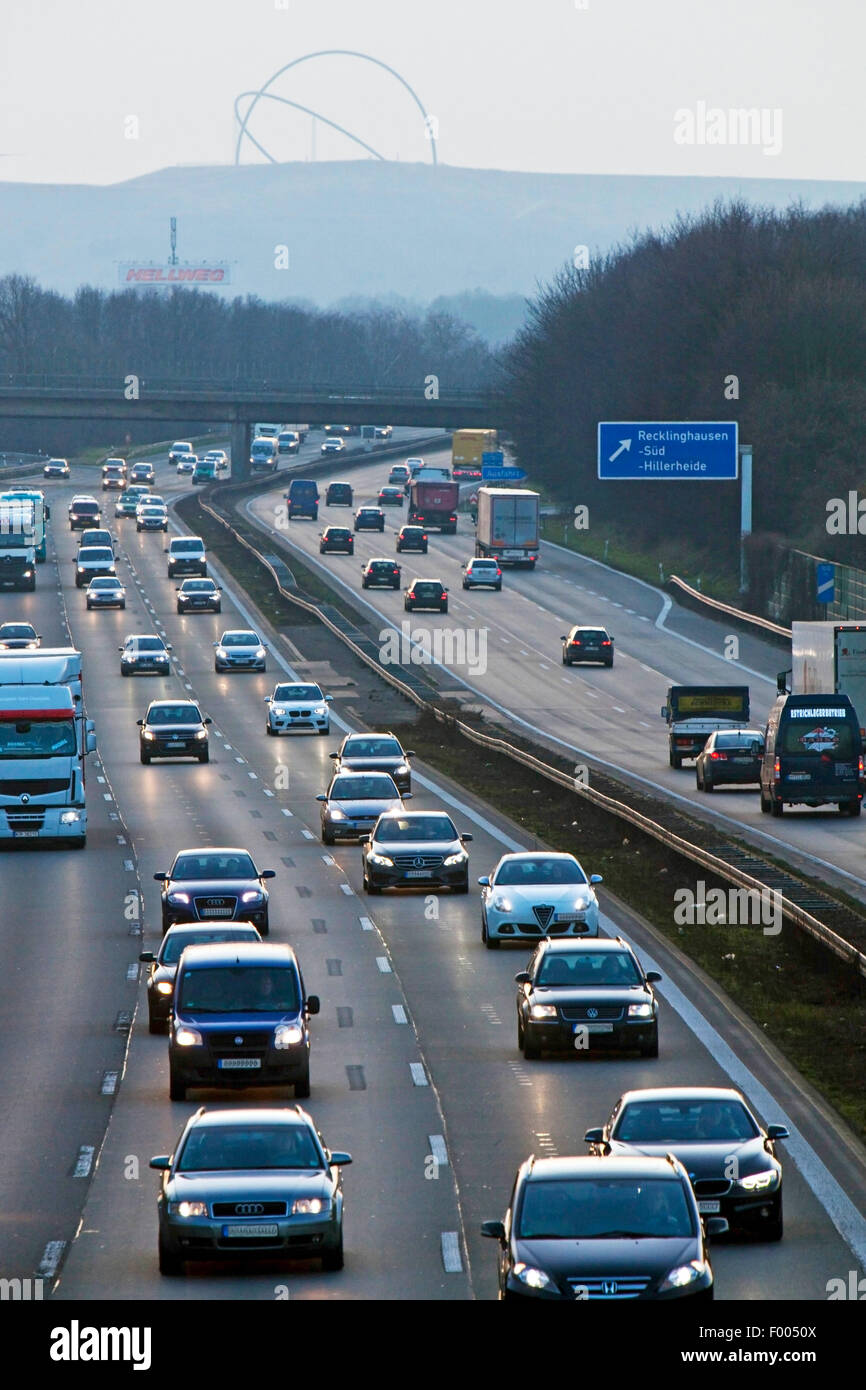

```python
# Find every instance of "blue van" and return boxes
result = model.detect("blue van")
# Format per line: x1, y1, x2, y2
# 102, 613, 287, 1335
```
760, 692, 864, 816
286, 478, 320, 521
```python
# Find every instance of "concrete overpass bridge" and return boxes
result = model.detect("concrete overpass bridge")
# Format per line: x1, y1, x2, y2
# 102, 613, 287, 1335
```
0, 376, 508, 478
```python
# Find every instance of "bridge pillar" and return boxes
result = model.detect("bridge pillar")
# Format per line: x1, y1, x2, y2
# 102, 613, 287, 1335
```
230, 420, 251, 480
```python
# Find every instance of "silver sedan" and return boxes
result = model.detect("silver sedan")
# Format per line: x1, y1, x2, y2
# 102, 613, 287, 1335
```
316, 771, 408, 844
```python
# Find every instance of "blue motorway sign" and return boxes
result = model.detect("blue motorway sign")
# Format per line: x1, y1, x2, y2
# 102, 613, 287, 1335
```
816, 562, 835, 605
598, 422, 738, 480
482, 451, 505, 469
481, 466, 527, 482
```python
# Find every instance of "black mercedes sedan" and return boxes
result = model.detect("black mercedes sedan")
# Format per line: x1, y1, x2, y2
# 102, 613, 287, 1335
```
584, 1086, 788, 1241
481, 1153, 725, 1301
514, 937, 661, 1059
361, 811, 472, 893
154, 847, 276, 934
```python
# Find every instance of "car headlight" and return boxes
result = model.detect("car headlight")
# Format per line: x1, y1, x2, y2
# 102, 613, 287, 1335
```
60, 810, 82, 824
530, 1004, 558, 1020
272, 707, 286, 717
169, 1201, 208, 1218
659, 1261, 706, 1291
443, 851, 468, 867
167, 891, 190, 905
142, 730, 156, 740
275, 1023, 305, 1049
328, 806, 347, 820
156, 981, 174, 996
121, 654, 132, 662
394, 763, 409, 775
255, 647, 266, 659
194, 729, 208, 740
174, 1026, 202, 1047
627, 1003, 654, 1018
77, 566, 85, 572
573, 895, 592, 910
241, 890, 263, 903
368, 851, 394, 867
314, 706, 327, 716
513, 1263, 553, 1291
738, 1169, 779, 1191
492, 895, 513, 911
292, 1197, 328, 1215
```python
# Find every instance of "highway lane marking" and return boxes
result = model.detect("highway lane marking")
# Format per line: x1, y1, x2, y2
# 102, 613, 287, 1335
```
625, 608, 636, 614
410, 1062, 428, 1086
234, 756, 244, 764
376, 957, 392, 973
281, 808, 293, 817
639, 720, 652, 728
441, 1232, 463, 1273
248, 771, 258, 779
73, 1145, 95, 1178
506, 1061, 533, 1088
96, 775, 105, 784
359, 916, 375, 931
100, 1071, 119, 1095
340, 883, 354, 896
264, 788, 274, 796
605, 911, 866, 1270
612, 705, 625, 713
123, 860, 134, 871
429, 1135, 448, 1166
36, 1241, 67, 1280
126, 963, 139, 982
392, 1004, 408, 1023
103, 793, 112, 801
322, 854, 335, 865
301, 829, 315, 840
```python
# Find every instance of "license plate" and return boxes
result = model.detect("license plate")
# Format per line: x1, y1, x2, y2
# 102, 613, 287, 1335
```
201, 908, 232, 917
698, 1200, 721, 1213
166, 741, 185, 749
577, 1022, 614, 1033
555, 912, 586, 922
732, 757, 752, 763
405, 869, 430, 878
13, 830, 39, 837
218, 1057, 261, 1070
502, 549, 524, 558
222, 1223, 278, 1239
787, 772, 810, 782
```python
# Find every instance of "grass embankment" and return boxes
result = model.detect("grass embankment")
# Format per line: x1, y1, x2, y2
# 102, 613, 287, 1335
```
177, 489, 866, 1143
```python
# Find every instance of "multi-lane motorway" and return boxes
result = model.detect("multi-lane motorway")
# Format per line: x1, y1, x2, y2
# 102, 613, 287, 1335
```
1, 437, 864, 1303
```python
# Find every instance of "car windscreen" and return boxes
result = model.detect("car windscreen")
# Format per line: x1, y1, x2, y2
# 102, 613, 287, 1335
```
160, 928, 259, 965
713, 732, 763, 749
273, 685, 323, 702
78, 549, 113, 561
536, 951, 641, 987
375, 816, 457, 843
183, 581, 214, 592
331, 775, 398, 800
779, 714, 857, 759
0, 719, 76, 757
177, 1123, 322, 1172
178, 965, 299, 1014
73, 503, 98, 513
171, 852, 257, 880
90, 578, 120, 588
495, 858, 587, 886
148, 706, 202, 724
344, 738, 401, 757
221, 633, 258, 646
171, 541, 203, 552
0, 625, 35, 638
614, 1099, 759, 1145
135, 638, 165, 652
517, 1178, 693, 1240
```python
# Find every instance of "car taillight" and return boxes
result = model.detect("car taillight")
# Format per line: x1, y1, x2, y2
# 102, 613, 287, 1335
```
416, 514, 424, 521
393, 569, 399, 575
709, 751, 727, 760
773, 757, 781, 781
449, 515, 457, 522
601, 640, 611, 646
408, 591, 415, 599
859, 755, 864, 776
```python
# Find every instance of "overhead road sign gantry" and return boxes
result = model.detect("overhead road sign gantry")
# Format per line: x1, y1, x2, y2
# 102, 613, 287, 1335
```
598, 422, 739, 480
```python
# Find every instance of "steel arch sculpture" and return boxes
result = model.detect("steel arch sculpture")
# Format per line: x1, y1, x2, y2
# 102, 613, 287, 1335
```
234, 50, 438, 166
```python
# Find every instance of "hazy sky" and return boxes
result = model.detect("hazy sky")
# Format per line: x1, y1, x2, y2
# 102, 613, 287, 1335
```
1, 0, 863, 185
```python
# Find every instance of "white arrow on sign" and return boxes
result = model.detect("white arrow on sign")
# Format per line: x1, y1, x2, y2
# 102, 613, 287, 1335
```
608, 438, 632, 463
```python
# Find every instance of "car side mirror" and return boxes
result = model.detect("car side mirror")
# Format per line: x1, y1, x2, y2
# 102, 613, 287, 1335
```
478, 876, 490, 887
163, 547, 168, 552
704, 1217, 729, 1238
589, 874, 603, 885
646, 971, 662, 983
153, 872, 168, 882
660, 706, 667, 719
166, 645, 172, 651
85, 732, 97, 755
212, 641, 218, 647
315, 794, 327, 802
328, 1151, 352, 1167
584, 1128, 605, 1144
204, 718, 212, 726
139, 951, 156, 963
404, 750, 416, 758
402, 792, 413, 800
118, 647, 124, 652
461, 833, 473, 843
329, 752, 339, 760
260, 870, 276, 880
148, 1156, 171, 1172
325, 695, 333, 702
306, 995, 321, 1016
766, 1125, 789, 1140
136, 719, 144, 727
514, 972, 531, 985
481, 1220, 505, 1241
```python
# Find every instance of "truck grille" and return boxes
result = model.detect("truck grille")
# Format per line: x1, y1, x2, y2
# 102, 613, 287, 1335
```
6, 810, 46, 830
0, 778, 70, 796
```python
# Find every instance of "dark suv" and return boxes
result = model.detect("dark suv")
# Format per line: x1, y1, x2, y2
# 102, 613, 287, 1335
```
404, 579, 448, 613
139, 921, 262, 1033
319, 526, 354, 554
167, 942, 319, 1100
514, 936, 661, 1059
325, 482, 354, 506
561, 626, 614, 667
68, 497, 102, 530
362, 558, 401, 589
481, 1153, 725, 1301
138, 700, 212, 764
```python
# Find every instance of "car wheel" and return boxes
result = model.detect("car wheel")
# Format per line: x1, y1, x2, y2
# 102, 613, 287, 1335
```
640, 1033, 659, 1058
845, 799, 862, 816
176, 604, 183, 614
294, 1068, 311, 1100
140, 751, 151, 764
362, 579, 368, 588
671, 753, 683, 769
453, 878, 469, 894
482, 918, 500, 950
322, 828, 335, 845
759, 787, 771, 814
770, 799, 784, 817
442, 602, 448, 613
148, 1014, 164, 1036
214, 604, 221, 613
605, 658, 613, 666
765, 1199, 784, 1242
168, 1069, 186, 1103
121, 667, 130, 676
363, 874, 381, 895
319, 724, 330, 736
463, 581, 469, 589
521, 1034, 541, 1060
321, 1232, 344, 1272
198, 748, 209, 764
158, 1233, 184, 1277
265, 723, 274, 736
120, 601, 126, 609
561, 651, 567, 665
495, 583, 502, 591
696, 769, 703, 790
259, 915, 270, 938
704, 777, 714, 792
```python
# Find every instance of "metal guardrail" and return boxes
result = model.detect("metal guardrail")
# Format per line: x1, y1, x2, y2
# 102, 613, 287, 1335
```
0, 374, 499, 404
195, 486, 866, 981
667, 575, 791, 643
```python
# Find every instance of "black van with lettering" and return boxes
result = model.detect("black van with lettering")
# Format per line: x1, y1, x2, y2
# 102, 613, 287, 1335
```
760, 692, 864, 817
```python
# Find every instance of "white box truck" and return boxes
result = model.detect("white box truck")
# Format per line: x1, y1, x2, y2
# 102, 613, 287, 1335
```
475, 487, 540, 569
790, 621, 866, 736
